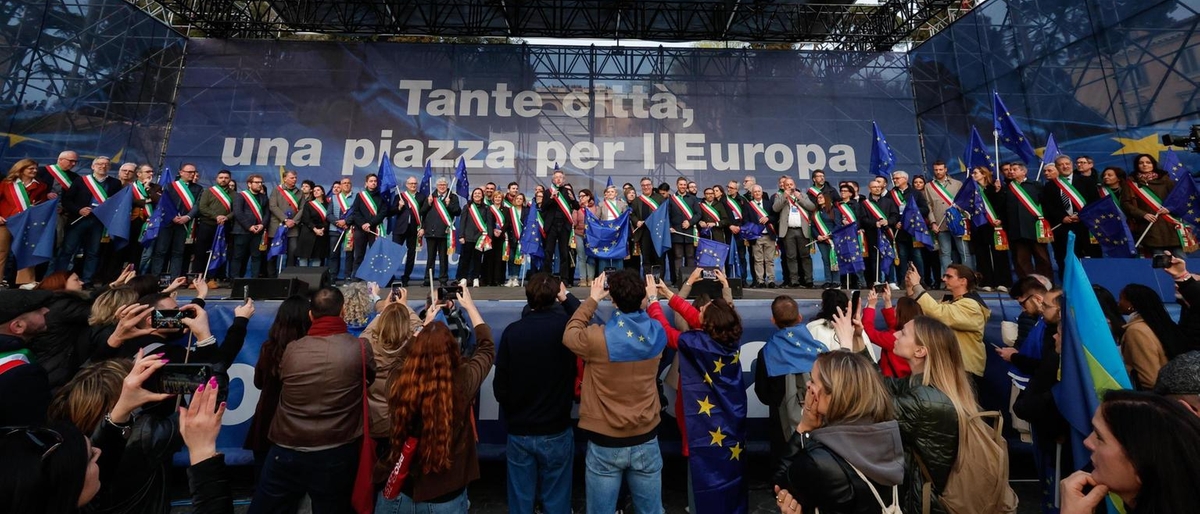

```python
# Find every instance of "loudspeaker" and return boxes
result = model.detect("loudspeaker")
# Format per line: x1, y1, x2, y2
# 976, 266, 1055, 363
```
680, 266, 743, 300
279, 269, 329, 294
230, 278, 309, 300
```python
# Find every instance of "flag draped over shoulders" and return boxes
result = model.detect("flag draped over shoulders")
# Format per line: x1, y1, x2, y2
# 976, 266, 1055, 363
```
678, 330, 748, 514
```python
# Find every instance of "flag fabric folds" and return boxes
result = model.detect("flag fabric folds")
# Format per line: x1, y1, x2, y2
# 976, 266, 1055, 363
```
602, 310, 667, 362
1162, 173, 1200, 231
833, 224, 864, 274
1052, 233, 1133, 473
678, 330, 749, 514
1038, 133, 1059, 175
92, 184, 133, 249
453, 158, 470, 199
952, 177, 989, 228
695, 238, 730, 269
519, 200, 545, 259
962, 126, 995, 174
141, 168, 177, 245
902, 195, 935, 246
7, 199, 58, 268
208, 224, 228, 271
1161, 149, 1190, 183
266, 223, 288, 259
645, 202, 673, 256
993, 91, 1038, 164
418, 160, 433, 198
877, 233, 897, 278
1079, 198, 1136, 258
762, 325, 828, 377
584, 209, 629, 259
354, 237, 405, 286
869, 121, 898, 178
378, 153, 398, 205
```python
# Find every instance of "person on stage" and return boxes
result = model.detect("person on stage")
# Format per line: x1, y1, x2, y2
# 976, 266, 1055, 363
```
327, 177, 353, 284
191, 169, 236, 283
149, 163, 202, 279
1004, 162, 1053, 279
668, 176, 700, 286
540, 168, 578, 286
268, 170, 303, 275
53, 156, 122, 288
297, 184, 330, 267
0, 159, 49, 287
631, 177, 663, 279
231, 174, 269, 279
392, 176, 425, 287
421, 177, 461, 286
348, 173, 387, 278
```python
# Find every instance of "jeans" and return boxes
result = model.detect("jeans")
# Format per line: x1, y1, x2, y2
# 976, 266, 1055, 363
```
54, 216, 103, 282
895, 239, 924, 284
574, 233, 594, 282
779, 230, 812, 285
374, 489, 467, 514
815, 241, 834, 283
249, 442, 358, 514
585, 438, 664, 514
936, 230, 973, 274
507, 428, 574, 514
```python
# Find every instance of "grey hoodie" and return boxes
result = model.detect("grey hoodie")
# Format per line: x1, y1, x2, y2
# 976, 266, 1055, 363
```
809, 420, 906, 486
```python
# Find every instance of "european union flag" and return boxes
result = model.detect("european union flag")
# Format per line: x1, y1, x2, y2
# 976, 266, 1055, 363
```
1038, 132, 1060, 175
678, 330, 748, 514
962, 126, 994, 174
141, 167, 177, 246
453, 158, 470, 199
1161, 149, 1189, 183
877, 233, 897, 277
7, 199, 58, 268
1052, 233, 1132, 472
584, 209, 629, 259
378, 152, 398, 205
603, 310, 667, 362
1162, 173, 1200, 231
519, 200, 544, 259
1080, 197, 1136, 258
869, 121, 898, 178
695, 238, 730, 269
266, 222, 288, 259
418, 160, 433, 198
833, 224, 864, 274
952, 177, 989, 228
646, 202, 673, 256
993, 91, 1038, 164
902, 194, 934, 246
92, 184, 133, 249
208, 224, 227, 272
354, 237, 404, 286
762, 325, 828, 377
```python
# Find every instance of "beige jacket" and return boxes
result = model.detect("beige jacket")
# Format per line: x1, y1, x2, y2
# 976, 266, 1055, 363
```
1120, 315, 1169, 390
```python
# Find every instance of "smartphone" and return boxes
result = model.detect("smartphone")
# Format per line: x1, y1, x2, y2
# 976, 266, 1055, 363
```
701, 267, 718, 280
186, 273, 201, 282
851, 290, 862, 314
391, 285, 402, 298
437, 285, 463, 300
649, 265, 662, 277
1152, 254, 1172, 269
157, 276, 172, 289
151, 309, 194, 329
873, 283, 887, 293
602, 267, 617, 290
146, 364, 212, 395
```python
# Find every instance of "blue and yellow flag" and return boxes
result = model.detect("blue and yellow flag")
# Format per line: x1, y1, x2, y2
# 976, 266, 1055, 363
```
952, 177, 988, 228
1161, 149, 1190, 183
1038, 132, 1060, 174
603, 310, 667, 362
354, 237, 404, 286
902, 194, 934, 246
92, 184, 133, 249
869, 121, 898, 178
1162, 172, 1200, 231
646, 202, 673, 256
833, 224, 864, 274
208, 224, 228, 272
762, 324, 827, 377
678, 330, 748, 514
418, 160, 433, 198
962, 126, 994, 174
696, 238, 730, 268
993, 91, 1038, 164
7, 199, 58, 268
584, 209, 630, 259
1079, 197, 1136, 257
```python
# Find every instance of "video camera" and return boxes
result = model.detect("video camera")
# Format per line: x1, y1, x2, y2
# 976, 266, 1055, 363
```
1161, 125, 1200, 153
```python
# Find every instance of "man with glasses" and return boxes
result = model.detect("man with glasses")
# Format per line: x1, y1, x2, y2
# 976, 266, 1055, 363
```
887, 171, 929, 291
392, 175, 425, 287
38, 150, 77, 200
1043, 154, 1101, 275
1075, 156, 1095, 178
232, 175, 269, 279
630, 177, 664, 278
53, 157, 122, 287
327, 177, 353, 283
268, 170, 302, 275
0, 290, 52, 425
192, 169, 237, 284
149, 163, 203, 279
906, 262, 990, 378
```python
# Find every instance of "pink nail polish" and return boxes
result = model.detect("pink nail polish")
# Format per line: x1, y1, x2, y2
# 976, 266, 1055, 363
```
208, 377, 218, 388
160, 359, 169, 364
196, 381, 205, 392
153, 352, 166, 358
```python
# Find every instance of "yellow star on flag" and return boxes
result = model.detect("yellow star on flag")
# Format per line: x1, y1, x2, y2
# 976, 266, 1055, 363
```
1111, 134, 1167, 158
0, 132, 45, 146
703, 372, 713, 386
712, 357, 725, 374
729, 442, 743, 460
697, 396, 715, 416
708, 426, 727, 446
731, 351, 740, 364
617, 320, 625, 327
626, 330, 633, 337
638, 335, 645, 342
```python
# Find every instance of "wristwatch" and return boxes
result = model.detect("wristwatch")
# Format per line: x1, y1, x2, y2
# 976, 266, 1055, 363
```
104, 413, 133, 438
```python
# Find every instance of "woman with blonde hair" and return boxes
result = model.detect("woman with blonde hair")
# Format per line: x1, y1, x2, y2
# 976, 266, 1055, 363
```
482, 190, 508, 286
0, 158, 50, 286
47, 359, 132, 433
358, 289, 422, 472
86, 287, 140, 361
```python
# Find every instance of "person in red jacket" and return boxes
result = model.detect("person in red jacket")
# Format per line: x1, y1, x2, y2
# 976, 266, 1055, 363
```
861, 286, 920, 378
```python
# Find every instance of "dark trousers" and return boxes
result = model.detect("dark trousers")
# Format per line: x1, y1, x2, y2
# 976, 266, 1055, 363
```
1010, 238, 1052, 280
248, 442, 358, 514
1050, 224, 1097, 280
482, 242, 505, 286
150, 224, 189, 278
970, 227, 1012, 289
544, 225, 573, 283
457, 244, 483, 281
231, 233, 263, 279
732, 234, 750, 281
395, 227, 420, 283
425, 237, 450, 283
780, 230, 812, 286
189, 222, 223, 276
54, 216, 104, 282
895, 239, 924, 284
327, 230, 347, 280
350, 229, 375, 278
671, 241, 696, 284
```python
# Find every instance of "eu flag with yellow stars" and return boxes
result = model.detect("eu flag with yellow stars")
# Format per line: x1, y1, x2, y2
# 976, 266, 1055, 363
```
869, 121, 898, 178
354, 237, 404, 285
1162, 173, 1200, 231
695, 238, 730, 268
6, 199, 58, 268
1079, 196, 1136, 257
1161, 149, 1190, 183
902, 194, 934, 246
962, 126, 994, 174
952, 176, 988, 228
678, 330, 748, 514
584, 208, 629, 259
602, 310, 667, 362
993, 91, 1038, 164
832, 224, 864, 274
762, 324, 828, 377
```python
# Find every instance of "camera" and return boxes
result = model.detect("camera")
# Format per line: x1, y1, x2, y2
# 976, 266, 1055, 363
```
700, 267, 718, 280
146, 364, 212, 395
437, 285, 463, 300
1152, 254, 1172, 269
151, 309, 195, 329
1162, 125, 1200, 154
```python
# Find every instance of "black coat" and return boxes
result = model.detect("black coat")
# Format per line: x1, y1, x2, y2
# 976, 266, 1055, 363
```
540, 185, 578, 231
27, 292, 92, 390
459, 201, 493, 244
1003, 179, 1048, 242
62, 174, 122, 223
420, 191, 461, 238
777, 435, 900, 514
393, 191, 425, 236
885, 187, 928, 244
347, 189, 387, 230
297, 200, 330, 260
232, 190, 269, 236
667, 192, 701, 244
1042, 173, 1099, 239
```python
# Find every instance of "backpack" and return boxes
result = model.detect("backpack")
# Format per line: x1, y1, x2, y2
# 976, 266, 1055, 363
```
843, 462, 903, 514
779, 372, 810, 441
913, 411, 1018, 514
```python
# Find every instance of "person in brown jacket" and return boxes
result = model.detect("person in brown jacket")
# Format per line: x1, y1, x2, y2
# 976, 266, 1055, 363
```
1122, 154, 1184, 256
376, 286, 492, 511
564, 269, 668, 514
1119, 283, 1188, 390
249, 287, 376, 514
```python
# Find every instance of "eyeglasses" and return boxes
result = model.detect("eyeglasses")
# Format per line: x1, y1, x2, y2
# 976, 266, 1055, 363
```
3, 427, 64, 461
65, 159, 78, 163
250, 180, 263, 184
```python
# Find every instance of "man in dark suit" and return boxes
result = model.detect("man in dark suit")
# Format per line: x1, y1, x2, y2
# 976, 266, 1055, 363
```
53, 155, 122, 286
1004, 163, 1053, 279
231, 174, 269, 279
392, 175, 425, 286
540, 168, 578, 285
1042, 154, 1101, 277
630, 177, 663, 277
420, 177, 461, 286
667, 176, 700, 285
858, 177, 898, 286
886, 171, 929, 287
150, 163, 203, 278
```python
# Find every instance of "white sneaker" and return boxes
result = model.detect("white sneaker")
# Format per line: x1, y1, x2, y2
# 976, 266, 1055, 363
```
889, 282, 900, 291
997, 285, 1009, 293
981, 286, 994, 292
472, 278, 480, 288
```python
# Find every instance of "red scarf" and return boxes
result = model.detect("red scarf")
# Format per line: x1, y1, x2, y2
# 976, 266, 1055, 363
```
308, 316, 349, 337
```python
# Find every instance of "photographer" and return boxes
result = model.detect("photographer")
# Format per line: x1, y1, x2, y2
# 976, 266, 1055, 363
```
91, 293, 251, 372
419, 285, 475, 356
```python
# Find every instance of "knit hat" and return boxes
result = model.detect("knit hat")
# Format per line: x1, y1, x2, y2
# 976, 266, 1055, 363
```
1154, 351, 1200, 395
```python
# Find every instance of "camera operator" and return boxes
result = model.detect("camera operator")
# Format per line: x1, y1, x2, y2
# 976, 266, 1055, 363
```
419, 285, 476, 356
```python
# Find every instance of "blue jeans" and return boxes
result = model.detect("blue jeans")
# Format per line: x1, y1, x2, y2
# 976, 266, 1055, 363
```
374, 489, 467, 514
585, 438, 664, 514
507, 428, 574, 514
54, 215, 103, 282
249, 442, 358, 514
896, 240, 924, 283
936, 230, 973, 275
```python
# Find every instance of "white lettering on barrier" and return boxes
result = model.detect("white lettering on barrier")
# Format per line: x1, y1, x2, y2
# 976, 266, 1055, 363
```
222, 363, 260, 426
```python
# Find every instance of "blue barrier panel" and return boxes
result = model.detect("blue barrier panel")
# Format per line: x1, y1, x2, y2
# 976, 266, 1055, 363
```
1081, 258, 1200, 303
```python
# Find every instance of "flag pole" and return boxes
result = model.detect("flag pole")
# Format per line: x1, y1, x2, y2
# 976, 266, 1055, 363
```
1134, 218, 1157, 248
993, 128, 1001, 183
202, 250, 213, 282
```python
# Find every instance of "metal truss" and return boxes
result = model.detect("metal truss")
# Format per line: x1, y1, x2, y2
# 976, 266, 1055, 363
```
125, 0, 958, 51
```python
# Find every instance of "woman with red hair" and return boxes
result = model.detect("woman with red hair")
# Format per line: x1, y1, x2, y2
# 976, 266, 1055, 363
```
0, 159, 50, 286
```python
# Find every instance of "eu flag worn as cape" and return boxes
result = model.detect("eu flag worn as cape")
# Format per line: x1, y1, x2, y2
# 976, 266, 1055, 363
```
208, 224, 227, 271
453, 158, 470, 199
7, 199, 58, 268
762, 324, 828, 377
646, 202, 673, 256
678, 330, 748, 514
869, 121, 898, 178
141, 168, 176, 245
832, 224, 864, 274
1052, 233, 1133, 472
418, 160, 433, 198
963, 126, 995, 174
354, 237, 404, 285
519, 200, 544, 259
584, 209, 629, 259
902, 194, 935, 246
696, 238, 730, 268
952, 177, 989, 228
1161, 149, 1189, 183
92, 184, 133, 249
1008, 318, 1045, 381
993, 91, 1038, 164
603, 310, 667, 362
1079, 197, 1136, 257
1162, 173, 1200, 231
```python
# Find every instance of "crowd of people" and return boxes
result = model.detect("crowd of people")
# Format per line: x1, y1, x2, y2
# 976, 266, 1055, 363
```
3, 150, 1195, 293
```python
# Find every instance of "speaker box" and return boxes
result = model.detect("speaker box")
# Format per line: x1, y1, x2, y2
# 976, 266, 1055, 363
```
230, 278, 309, 300
279, 269, 329, 294
680, 266, 743, 300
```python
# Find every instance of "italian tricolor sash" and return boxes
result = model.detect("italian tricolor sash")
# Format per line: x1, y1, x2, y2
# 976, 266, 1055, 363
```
536, 210, 546, 237
432, 196, 453, 228
278, 186, 300, 212
603, 199, 621, 220
403, 191, 422, 226
813, 213, 833, 237
725, 197, 743, 220
335, 192, 351, 216
8, 181, 31, 212
210, 186, 232, 211
1009, 181, 1052, 243
468, 204, 487, 233
489, 204, 505, 230
359, 191, 379, 217
83, 175, 109, 204
552, 187, 573, 218
172, 180, 196, 211
240, 191, 264, 223
786, 196, 811, 223
638, 195, 659, 211
1052, 178, 1087, 211
309, 200, 327, 223
700, 202, 721, 222
930, 181, 955, 206
670, 194, 698, 242
747, 200, 774, 234
1131, 183, 1191, 249
807, 186, 822, 198
0, 349, 31, 376
1101, 186, 1120, 206
863, 199, 886, 221
45, 164, 73, 190
980, 192, 1001, 225
889, 189, 905, 208
839, 202, 860, 224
